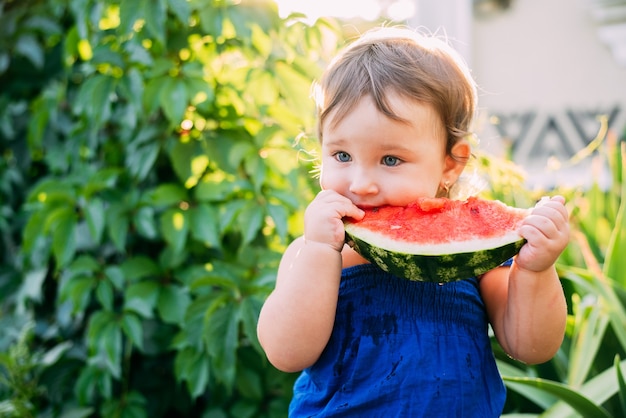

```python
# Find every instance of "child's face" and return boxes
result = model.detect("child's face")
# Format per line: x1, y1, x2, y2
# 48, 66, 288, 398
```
320, 94, 463, 208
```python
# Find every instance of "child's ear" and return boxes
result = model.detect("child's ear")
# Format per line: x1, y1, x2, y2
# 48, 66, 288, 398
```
442, 139, 471, 184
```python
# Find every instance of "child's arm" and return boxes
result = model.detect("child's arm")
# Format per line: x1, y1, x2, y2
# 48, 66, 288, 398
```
480, 196, 569, 364
257, 190, 364, 372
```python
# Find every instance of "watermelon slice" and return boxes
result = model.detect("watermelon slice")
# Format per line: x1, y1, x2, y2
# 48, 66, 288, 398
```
343, 196, 529, 282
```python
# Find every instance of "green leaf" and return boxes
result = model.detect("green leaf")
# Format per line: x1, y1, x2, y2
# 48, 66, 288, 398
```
157, 284, 190, 324
52, 211, 77, 267
267, 203, 288, 241
567, 296, 609, 386
133, 206, 158, 239
74, 74, 115, 124
19, 268, 47, 304
121, 256, 161, 281
178, 294, 212, 348
117, 67, 145, 113
498, 361, 556, 410
27, 178, 74, 204
41, 341, 73, 366
121, 313, 144, 351
194, 178, 242, 202
236, 366, 263, 401
238, 200, 264, 245
159, 246, 187, 270
27, 95, 50, 150
142, 0, 166, 45
274, 61, 316, 117
22, 209, 47, 253
106, 204, 129, 252
189, 204, 220, 248
616, 355, 626, 415
174, 347, 210, 398
561, 259, 626, 353
503, 376, 612, 418
75, 366, 104, 404
159, 207, 189, 253
167, 0, 191, 24
105, 266, 125, 289
604, 146, 626, 285
150, 183, 188, 206
56, 406, 95, 418
239, 296, 263, 354
202, 408, 228, 418
104, 398, 147, 418
0, 52, 10, 75
205, 302, 239, 387
227, 140, 255, 170
119, 0, 142, 33
100, 321, 123, 378
83, 168, 120, 197
124, 281, 160, 318
169, 139, 209, 188
159, 77, 189, 124
246, 68, 279, 105
84, 198, 105, 243
96, 280, 114, 310
541, 357, 626, 417
126, 140, 160, 181
143, 76, 165, 115
244, 152, 266, 193
67, 255, 101, 274
63, 276, 96, 313
229, 400, 258, 418
219, 199, 247, 233
184, 76, 215, 105
15, 34, 44, 68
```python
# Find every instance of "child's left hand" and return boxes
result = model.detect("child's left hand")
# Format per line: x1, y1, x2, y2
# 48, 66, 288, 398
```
516, 196, 569, 273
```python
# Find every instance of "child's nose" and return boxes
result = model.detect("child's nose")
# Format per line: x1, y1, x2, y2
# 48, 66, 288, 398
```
349, 171, 378, 195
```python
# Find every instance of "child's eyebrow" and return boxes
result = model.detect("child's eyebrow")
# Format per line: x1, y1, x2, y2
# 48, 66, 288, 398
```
322, 137, 349, 147
377, 142, 411, 151
323, 137, 417, 155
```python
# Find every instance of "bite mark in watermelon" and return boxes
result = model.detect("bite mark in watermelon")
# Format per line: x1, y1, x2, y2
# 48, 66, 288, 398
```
343, 196, 529, 282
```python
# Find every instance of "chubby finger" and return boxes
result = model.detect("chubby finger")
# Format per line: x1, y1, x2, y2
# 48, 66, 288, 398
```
538, 195, 565, 205
532, 197, 568, 224
521, 214, 557, 235
311, 190, 364, 220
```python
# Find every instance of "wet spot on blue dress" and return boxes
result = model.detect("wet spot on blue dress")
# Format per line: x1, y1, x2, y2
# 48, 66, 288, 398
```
363, 313, 398, 345
384, 356, 402, 381
466, 353, 475, 379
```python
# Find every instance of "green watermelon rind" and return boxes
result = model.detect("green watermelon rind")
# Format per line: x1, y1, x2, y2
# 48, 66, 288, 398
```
345, 232, 526, 283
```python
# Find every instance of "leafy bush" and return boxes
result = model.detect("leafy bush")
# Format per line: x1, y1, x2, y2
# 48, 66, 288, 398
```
0, 1, 339, 416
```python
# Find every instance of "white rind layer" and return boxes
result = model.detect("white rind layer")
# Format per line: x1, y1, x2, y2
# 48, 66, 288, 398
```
344, 224, 524, 256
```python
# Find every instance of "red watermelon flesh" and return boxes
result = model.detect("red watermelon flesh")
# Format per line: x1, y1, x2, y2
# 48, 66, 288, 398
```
346, 197, 528, 255
343, 197, 530, 281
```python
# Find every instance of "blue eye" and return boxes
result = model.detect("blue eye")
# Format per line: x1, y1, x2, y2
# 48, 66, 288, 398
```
382, 156, 400, 166
335, 152, 351, 162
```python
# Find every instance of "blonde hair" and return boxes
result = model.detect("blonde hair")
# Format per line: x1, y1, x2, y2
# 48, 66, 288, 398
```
315, 27, 477, 159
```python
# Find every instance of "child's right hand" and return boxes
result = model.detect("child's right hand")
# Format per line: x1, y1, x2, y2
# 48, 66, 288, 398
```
303, 190, 365, 251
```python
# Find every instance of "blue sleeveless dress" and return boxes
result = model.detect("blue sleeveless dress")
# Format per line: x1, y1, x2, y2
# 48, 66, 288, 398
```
289, 264, 506, 417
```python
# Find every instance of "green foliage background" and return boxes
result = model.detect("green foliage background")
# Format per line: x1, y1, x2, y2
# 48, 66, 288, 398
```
2, 0, 626, 417
0, 0, 336, 416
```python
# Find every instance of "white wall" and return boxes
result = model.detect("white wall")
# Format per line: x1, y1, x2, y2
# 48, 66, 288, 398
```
470, 0, 626, 188
472, 0, 626, 111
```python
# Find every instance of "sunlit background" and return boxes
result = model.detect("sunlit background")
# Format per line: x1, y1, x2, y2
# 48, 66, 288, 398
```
275, 0, 416, 22
273, 0, 626, 189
